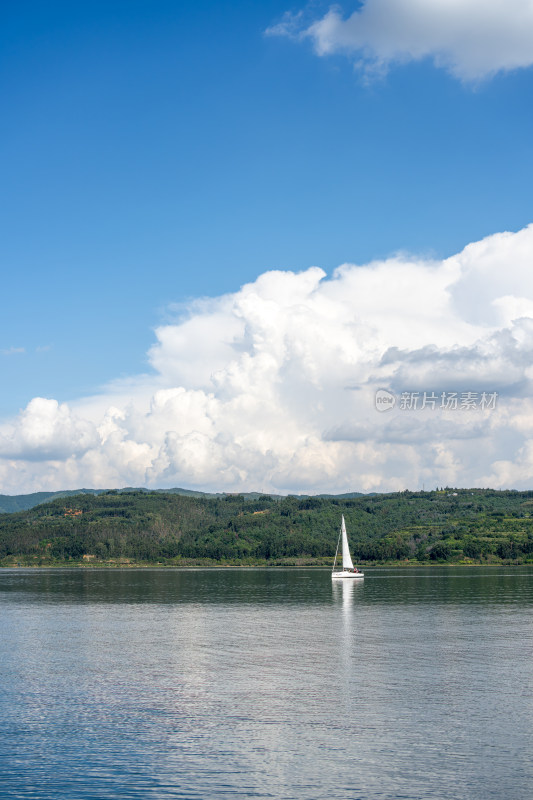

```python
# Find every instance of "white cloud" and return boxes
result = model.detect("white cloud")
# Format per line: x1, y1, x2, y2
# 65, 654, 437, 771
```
0, 398, 98, 462
267, 1, 533, 81
2, 223, 533, 494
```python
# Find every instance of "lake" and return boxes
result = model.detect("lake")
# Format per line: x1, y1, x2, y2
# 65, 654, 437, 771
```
0, 567, 532, 799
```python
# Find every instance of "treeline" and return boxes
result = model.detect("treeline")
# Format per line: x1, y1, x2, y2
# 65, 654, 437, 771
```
1, 488, 533, 565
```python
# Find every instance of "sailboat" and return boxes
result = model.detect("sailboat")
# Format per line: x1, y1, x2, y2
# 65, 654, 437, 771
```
332, 515, 364, 579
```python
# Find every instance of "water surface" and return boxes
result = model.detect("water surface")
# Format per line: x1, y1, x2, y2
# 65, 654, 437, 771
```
1, 567, 532, 799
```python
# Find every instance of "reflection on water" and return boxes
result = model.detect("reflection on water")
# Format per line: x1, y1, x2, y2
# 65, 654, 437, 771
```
332, 574, 365, 605
0, 567, 532, 800
1, 565, 531, 607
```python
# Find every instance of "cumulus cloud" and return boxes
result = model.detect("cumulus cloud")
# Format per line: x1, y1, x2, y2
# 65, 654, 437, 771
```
267, 0, 533, 81
0, 398, 97, 461
2, 223, 533, 494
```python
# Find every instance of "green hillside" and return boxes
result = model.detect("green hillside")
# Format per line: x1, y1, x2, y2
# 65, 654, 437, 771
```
0, 486, 365, 515
1, 488, 533, 566
0, 487, 219, 514
0, 489, 101, 514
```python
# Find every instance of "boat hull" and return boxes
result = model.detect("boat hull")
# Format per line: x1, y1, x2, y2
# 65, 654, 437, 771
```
331, 571, 364, 579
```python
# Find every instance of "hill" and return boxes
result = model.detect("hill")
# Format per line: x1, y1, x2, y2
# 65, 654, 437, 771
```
0, 489, 102, 514
0, 487, 366, 514
0, 488, 532, 566
0, 486, 222, 514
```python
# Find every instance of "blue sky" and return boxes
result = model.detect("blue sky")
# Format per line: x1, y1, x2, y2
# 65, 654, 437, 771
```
2, 1, 533, 493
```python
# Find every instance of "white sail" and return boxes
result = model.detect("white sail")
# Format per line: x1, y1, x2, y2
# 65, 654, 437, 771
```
341, 515, 354, 571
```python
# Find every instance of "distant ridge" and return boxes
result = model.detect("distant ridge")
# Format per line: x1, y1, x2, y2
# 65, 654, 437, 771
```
0, 489, 101, 514
0, 488, 213, 513
0, 487, 366, 513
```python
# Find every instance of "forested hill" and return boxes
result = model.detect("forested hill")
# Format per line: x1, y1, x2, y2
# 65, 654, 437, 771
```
0, 487, 221, 514
0, 487, 366, 514
1, 488, 533, 566
0, 490, 96, 514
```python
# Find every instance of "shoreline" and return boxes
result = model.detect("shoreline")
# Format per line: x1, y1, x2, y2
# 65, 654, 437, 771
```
1, 559, 531, 569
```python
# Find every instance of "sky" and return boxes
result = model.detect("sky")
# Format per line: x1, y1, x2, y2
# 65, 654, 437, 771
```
1, 0, 533, 494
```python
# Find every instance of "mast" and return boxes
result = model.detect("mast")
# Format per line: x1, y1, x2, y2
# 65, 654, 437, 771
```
332, 521, 342, 573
